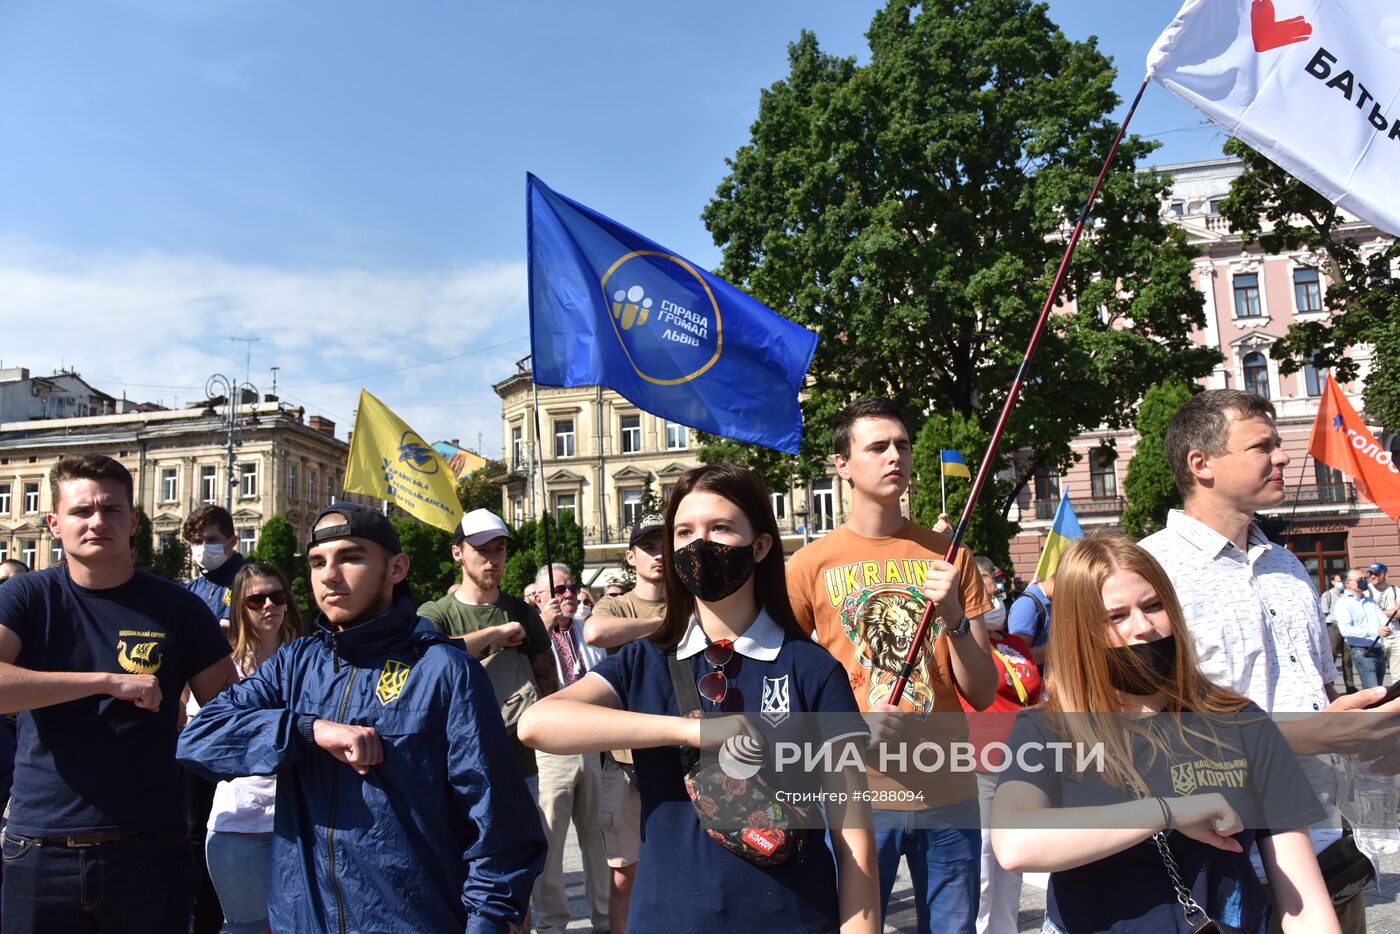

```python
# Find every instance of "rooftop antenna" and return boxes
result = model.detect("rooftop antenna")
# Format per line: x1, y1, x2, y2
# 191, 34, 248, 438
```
231, 336, 262, 387
270, 366, 279, 398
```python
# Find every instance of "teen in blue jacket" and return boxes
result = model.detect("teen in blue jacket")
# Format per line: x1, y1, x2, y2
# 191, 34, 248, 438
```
179, 503, 545, 934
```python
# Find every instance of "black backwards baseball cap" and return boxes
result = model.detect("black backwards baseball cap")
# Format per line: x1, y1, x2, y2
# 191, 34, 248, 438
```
307, 502, 403, 555
629, 513, 665, 548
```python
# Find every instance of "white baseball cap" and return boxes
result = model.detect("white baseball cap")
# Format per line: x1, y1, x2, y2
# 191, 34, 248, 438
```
455, 509, 511, 547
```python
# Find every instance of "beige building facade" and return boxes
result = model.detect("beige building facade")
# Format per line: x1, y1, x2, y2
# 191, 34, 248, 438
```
0, 401, 352, 569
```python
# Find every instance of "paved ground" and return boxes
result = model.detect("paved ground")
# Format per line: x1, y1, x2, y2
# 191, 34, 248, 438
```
551, 828, 1400, 931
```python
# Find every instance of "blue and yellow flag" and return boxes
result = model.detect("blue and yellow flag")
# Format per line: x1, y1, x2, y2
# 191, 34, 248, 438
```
344, 389, 464, 534
1033, 488, 1083, 581
527, 174, 818, 454
939, 449, 971, 479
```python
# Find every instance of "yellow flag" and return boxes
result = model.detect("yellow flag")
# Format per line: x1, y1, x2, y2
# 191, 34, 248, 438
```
344, 389, 464, 534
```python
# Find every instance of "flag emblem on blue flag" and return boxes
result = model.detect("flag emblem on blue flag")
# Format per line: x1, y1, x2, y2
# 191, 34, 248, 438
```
527, 173, 818, 454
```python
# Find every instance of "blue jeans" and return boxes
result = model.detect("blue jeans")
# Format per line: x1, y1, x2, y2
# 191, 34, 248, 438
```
1350, 645, 1387, 690
206, 830, 273, 934
873, 799, 980, 934
1, 825, 194, 934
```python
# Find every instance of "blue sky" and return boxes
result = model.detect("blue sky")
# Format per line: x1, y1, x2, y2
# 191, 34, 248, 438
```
0, 0, 1227, 456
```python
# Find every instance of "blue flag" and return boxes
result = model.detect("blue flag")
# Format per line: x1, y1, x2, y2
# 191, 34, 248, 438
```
527, 174, 817, 454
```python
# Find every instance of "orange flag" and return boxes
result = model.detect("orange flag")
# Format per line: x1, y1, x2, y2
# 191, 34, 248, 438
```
1307, 374, 1400, 521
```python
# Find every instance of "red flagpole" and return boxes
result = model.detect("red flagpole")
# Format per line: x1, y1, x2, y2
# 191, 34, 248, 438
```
889, 75, 1153, 706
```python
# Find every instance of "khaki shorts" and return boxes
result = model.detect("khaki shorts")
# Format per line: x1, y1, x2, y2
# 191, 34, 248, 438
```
598, 755, 640, 868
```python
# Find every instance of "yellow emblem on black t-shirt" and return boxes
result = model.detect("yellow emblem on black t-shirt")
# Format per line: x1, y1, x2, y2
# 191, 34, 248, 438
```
376, 660, 411, 706
117, 637, 164, 675
222, 589, 232, 606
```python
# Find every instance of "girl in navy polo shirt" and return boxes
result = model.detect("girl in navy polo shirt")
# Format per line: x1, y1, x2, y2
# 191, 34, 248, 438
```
520, 464, 879, 934
990, 534, 1337, 933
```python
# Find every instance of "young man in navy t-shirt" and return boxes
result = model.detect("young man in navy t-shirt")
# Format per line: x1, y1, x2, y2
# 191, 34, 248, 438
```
0, 454, 236, 934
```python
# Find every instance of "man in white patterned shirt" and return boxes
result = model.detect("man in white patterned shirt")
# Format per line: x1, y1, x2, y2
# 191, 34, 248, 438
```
1141, 389, 1400, 933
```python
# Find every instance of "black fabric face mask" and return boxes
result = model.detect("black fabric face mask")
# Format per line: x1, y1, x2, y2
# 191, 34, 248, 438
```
672, 539, 756, 603
1107, 635, 1177, 696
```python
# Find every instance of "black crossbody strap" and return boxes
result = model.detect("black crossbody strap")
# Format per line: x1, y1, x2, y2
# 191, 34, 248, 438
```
666, 651, 705, 772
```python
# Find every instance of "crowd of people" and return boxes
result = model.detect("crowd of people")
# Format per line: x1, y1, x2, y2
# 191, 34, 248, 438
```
0, 388, 1396, 933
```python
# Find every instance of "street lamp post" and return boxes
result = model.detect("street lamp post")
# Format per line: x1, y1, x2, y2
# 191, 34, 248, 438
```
205, 374, 259, 512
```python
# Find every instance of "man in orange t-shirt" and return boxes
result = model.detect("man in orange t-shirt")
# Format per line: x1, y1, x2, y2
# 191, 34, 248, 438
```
787, 398, 996, 934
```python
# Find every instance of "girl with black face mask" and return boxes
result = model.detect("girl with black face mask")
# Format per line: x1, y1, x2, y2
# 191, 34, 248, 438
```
989, 534, 1337, 934
519, 463, 879, 934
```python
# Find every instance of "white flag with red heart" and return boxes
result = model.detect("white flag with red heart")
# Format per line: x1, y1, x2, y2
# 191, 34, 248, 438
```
1149, 0, 1400, 236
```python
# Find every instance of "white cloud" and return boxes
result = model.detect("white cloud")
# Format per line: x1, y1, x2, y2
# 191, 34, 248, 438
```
0, 238, 529, 459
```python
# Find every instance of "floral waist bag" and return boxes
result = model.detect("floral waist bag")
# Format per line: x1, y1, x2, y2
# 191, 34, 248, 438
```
666, 652, 809, 866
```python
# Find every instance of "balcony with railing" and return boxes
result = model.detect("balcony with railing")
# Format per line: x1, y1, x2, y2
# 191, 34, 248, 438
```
1032, 496, 1126, 521
1028, 482, 1359, 524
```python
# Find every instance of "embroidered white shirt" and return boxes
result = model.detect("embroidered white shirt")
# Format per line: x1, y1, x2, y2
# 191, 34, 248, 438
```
1140, 510, 1336, 714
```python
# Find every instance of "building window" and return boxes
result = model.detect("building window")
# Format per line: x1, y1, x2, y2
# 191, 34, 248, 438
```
288, 464, 299, 500
199, 466, 218, 503
553, 419, 575, 458
770, 491, 787, 521
23, 482, 39, 515
512, 497, 524, 526
1242, 351, 1270, 399
240, 464, 258, 498
237, 526, 259, 552
661, 483, 675, 505
20, 540, 37, 568
1293, 267, 1322, 313
327, 474, 336, 504
620, 414, 642, 454
1090, 450, 1117, 499
160, 468, 178, 503
0, 540, 7, 561
1303, 353, 1328, 397
1033, 466, 1060, 502
511, 426, 524, 469
307, 470, 317, 503
1314, 462, 1346, 502
553, 492, 576, 522
0, 483, 9, 517
50, 539, 64, 565
811, 478, 836, 533
1233, 274, 1262, 318
620, 489, 641, 529
1169, 201, 1184, 217
1285, 531, 1349, 592
1208, 197, 1225, 214
665, 421, 687, 450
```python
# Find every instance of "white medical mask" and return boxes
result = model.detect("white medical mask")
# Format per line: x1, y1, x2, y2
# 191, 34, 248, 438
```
191, 542, 228, 572
982, 597, 1007, 631
1333, 581, 1345, 593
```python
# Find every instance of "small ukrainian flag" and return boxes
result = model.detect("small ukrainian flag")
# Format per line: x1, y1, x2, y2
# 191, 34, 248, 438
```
939, 450, 971, 479
1034, 489, 1084, 581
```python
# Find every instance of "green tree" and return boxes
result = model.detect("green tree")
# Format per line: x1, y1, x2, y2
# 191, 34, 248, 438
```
1121, 381, 1194, 538
457, 461, 506, 515
499, 513, 586, 599
251, 514, 312, 618
391, 517, 458, 605
700, 0, 1219, 519
152, 537, 188, 582
252, 515, 299, 576
910, 411, 1019, 572
1219, 137, 1400, 427
132, 506, 155, 569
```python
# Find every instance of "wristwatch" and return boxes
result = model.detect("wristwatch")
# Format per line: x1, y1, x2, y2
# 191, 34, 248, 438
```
946, 614, 972, 638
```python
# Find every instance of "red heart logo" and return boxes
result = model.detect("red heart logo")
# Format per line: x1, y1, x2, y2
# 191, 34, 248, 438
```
1252, 0, 1313, 52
